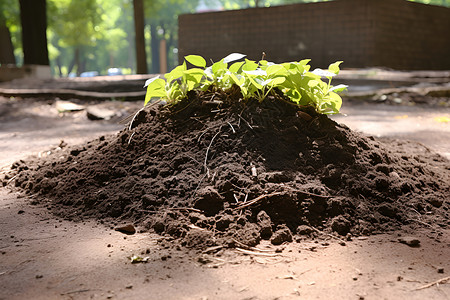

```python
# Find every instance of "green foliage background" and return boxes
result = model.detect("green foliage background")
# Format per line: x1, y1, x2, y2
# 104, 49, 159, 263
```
1, 0, 448, 76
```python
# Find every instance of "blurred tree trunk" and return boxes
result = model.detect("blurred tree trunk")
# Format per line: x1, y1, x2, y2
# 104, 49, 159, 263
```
0, 14, 16, 65
133, 0, 147, 74
19, 0, 49, 65
150, 23, 160, 74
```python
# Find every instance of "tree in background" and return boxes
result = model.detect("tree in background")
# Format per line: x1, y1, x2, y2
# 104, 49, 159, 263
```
0, 0, 18, 65
19, 0, 49, 65
134, 0, 147, 74
144, 0, 199, 73
48, 0, 103, 75
1, 0, 448, 75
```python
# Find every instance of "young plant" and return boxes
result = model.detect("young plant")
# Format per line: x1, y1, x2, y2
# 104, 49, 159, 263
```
144, 53, 347, 115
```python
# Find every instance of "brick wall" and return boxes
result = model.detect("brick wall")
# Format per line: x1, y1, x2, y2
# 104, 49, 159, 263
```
178, 0, 450, 70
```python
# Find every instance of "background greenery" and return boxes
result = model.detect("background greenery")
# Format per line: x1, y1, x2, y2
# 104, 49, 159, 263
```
1, 0, 448, 76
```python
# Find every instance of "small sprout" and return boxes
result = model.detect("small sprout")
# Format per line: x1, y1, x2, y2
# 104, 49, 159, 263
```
144, 53, 347, 115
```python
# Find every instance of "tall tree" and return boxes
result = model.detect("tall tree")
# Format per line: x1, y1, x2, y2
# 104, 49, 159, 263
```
48, 0, 101, 75
19, 0, 49, 65
0, 9, 15, 64
133, 0, 148, 74
145, 0, 199, 73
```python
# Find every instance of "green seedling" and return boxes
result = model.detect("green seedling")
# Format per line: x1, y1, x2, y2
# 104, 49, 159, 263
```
144, 53, 347, 115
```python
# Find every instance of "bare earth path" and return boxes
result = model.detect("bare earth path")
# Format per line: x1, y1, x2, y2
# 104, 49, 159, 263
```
1, 93, 449, 299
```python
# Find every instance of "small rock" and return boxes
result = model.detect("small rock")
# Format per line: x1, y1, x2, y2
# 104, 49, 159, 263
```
86, 106, 116, 120
115, 224, 136, 235
398, 236, 420, 247
197, 256, 212, 265
437, 267, 444, 274
35, 274, 43, 279
126, 285, 133, 289
55, 100, 85, 112
18, 210, 25, 214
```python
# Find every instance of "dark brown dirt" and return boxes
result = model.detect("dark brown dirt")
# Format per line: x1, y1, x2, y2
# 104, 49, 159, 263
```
3, 87, 449, 250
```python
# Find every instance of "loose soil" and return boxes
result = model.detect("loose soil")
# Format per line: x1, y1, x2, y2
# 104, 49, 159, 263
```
3, 87, 449, 250
1, 76, 450, 299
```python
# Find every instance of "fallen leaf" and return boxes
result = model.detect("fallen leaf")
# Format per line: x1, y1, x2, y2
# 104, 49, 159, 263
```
434, 116, 450, 123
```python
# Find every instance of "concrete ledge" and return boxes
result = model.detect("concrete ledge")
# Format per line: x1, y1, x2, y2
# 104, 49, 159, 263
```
0, 65, 52, 82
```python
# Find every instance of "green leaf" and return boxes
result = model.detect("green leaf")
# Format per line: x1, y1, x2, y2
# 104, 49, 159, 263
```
328, 61, 343, 75
266, 64, 284, 76
229, 61, 245, 73
330, 84, 348, 93
230, 73, 244, 86
212, 60, 227, 75
144, 76, 161, 88
165, 63, 186, 82
144, 77, 166, 105
242, 59, 258, 71
268, 76, 286, 86
185, 55, 206, 68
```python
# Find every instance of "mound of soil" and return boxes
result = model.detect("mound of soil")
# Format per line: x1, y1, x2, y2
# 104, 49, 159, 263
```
4, 87, 449, 249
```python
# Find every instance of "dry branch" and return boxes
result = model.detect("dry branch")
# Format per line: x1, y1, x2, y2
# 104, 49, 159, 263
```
234, 192, 282, 210
414, 276, 450, 290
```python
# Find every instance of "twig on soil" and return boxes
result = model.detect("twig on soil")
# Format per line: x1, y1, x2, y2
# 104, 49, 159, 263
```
204, 128, 222, 176
237, 114, 254, 132
202, 245, 224, 254
61, 289, 94, 295
6, 175, 17, 185
233, 194, 240, 203
234, 192, 282, 210
0, 166, 11, 173
123, 99, 161, 129
235, 248, 280, 257
414, 276, 450, 291
141, 207, 203, 214
139, 209, 158, 214
127, 106, 146, 130
406, 218, 434, 228
127, 132, 136, 144
227, 122, 236, 133
189, 173, 207, 202
232, 238, 275, 253
298, 190, 331, 199
166, 207, 203, 213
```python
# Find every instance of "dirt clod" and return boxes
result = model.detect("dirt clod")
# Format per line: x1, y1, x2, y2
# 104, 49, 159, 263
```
398, 237, 421, 247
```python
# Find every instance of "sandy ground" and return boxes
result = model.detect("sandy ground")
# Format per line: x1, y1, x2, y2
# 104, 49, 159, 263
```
1, 95, 449, 299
